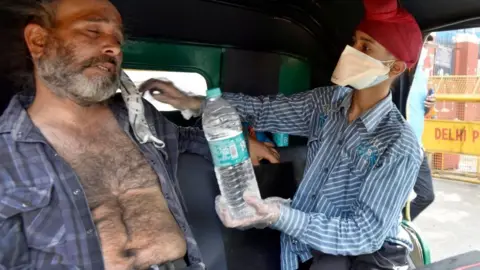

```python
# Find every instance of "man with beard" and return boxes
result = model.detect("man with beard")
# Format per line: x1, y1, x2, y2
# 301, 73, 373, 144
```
141, 0, 424, 269
0, 0, 278, 269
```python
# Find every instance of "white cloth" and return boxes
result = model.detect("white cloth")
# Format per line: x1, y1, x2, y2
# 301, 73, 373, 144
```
119, 70, 166, 148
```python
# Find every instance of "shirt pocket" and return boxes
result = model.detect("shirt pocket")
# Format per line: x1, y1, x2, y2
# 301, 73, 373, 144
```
343, 149, 372, 177
0, 185, 51, 219
1, 184, 67, 249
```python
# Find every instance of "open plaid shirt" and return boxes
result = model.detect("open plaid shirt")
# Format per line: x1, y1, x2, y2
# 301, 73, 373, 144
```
0, 93, 210, 270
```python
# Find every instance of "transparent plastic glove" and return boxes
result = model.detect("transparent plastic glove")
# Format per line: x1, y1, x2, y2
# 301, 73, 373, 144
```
215, 193, 291, 229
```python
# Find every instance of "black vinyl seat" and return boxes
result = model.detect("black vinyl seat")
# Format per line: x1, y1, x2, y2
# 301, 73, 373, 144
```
176, 146, 307, 270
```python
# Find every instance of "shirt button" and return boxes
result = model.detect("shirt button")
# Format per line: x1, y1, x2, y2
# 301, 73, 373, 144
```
73, 189, 81, 195
21, 203, 29, 208
292, 240, 298, 245
86, 229, 94, 234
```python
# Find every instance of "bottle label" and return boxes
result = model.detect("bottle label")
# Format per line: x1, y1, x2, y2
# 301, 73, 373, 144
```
208, 132, 249, 167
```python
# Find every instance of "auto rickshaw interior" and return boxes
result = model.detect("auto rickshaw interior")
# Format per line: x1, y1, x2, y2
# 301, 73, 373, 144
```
1, 0, 480, 269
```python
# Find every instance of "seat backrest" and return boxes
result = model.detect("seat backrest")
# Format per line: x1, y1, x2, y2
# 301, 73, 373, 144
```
177, 146, 306, 270
176, 153, 228, 270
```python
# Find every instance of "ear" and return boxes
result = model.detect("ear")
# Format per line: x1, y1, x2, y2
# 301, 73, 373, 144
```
389, 61, 407, 77
24, 23, 50, 60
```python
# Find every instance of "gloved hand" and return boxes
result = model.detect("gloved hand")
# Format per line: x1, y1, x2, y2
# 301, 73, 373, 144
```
215, 193, 291, 229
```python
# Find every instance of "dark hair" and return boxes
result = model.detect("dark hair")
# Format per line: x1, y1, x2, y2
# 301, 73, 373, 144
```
3, 0, 57, 28
0, 0, 58, 91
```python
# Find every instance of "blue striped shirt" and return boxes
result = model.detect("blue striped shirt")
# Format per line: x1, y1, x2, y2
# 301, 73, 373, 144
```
223, 86, 422, 270
0, 94, 209, 270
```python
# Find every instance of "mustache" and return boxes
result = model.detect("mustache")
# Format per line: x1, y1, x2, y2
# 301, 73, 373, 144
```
81, 55, 118, 70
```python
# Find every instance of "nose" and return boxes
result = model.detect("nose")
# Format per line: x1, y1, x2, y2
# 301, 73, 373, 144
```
101, 35, 122, 58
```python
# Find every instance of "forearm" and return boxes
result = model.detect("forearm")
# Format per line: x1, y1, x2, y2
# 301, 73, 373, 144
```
221, 92, 315, 136
271, 153, 421, 256
271, 206, 382, 256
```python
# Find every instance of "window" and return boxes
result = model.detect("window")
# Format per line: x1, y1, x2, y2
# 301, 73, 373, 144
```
408, 27, 480, 262
122, 69, 208, 111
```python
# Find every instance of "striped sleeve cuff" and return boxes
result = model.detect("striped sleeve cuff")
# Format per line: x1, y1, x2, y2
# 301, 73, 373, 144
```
270, 205, 309, 238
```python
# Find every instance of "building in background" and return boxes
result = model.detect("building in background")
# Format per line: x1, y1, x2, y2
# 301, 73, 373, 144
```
423, 27, 480, 172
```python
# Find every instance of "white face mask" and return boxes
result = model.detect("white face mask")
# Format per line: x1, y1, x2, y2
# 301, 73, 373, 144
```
331, 45, 395, 90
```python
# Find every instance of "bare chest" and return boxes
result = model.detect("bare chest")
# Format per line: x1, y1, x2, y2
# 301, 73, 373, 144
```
45, 125, 160, 208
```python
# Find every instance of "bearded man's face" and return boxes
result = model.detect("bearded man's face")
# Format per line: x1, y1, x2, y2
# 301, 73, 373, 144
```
37, 35, 120, 106
30, 0, 124, 106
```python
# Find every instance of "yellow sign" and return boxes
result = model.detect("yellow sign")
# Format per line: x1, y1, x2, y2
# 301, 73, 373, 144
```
423, 120, 480, 155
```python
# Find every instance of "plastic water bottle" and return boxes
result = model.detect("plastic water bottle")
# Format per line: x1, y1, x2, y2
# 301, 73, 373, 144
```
202, 88, 261, 219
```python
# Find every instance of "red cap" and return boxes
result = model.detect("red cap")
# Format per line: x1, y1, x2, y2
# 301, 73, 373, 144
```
357, 0, 423, 68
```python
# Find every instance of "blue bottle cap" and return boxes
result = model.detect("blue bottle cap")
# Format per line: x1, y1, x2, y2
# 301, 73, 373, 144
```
207, 88, 222, 98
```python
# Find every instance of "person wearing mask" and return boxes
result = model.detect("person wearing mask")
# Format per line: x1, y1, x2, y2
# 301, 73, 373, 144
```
406, 35, 437, 220
140, 0, 424, 269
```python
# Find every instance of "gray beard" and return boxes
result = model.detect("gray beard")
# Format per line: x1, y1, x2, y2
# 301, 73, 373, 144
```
36, 45, 119, 107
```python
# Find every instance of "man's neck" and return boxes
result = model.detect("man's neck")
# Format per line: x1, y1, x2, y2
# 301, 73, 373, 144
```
28, 84, 112, 132
348, 82, 391, 123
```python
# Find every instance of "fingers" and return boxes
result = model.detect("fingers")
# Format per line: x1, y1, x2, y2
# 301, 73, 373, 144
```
216, 195, 270, 228
264, 142, 275, 147
248, 138, 280, 164
243, 195, 269, 215
264, 143, 281, 162
261, 147, 280, 164
215, 196, 237, 227
215, 195, 226, 213
138, 78, 172, 93
424, 101, 434, 108
269, 147, 280, 161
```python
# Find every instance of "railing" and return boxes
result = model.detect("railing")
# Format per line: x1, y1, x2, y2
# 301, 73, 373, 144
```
428, 75, 480, 95
423, 76, 480, 184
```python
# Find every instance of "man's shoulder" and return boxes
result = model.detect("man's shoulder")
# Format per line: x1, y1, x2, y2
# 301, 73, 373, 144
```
310, 85, 346, 98
0, 94, 26, 134
378, 107, 422, 163
309, 85, 349, 109
0, 132, 33, 191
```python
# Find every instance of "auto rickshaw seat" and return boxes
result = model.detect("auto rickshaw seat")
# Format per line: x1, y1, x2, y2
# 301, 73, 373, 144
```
177, 146, 307, 270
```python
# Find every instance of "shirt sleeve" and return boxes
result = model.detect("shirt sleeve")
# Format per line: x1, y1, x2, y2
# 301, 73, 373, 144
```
222, 87, 333, 137
0, 216, 30, 270
178, 126, 212, 162
271, 153, 421, 256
